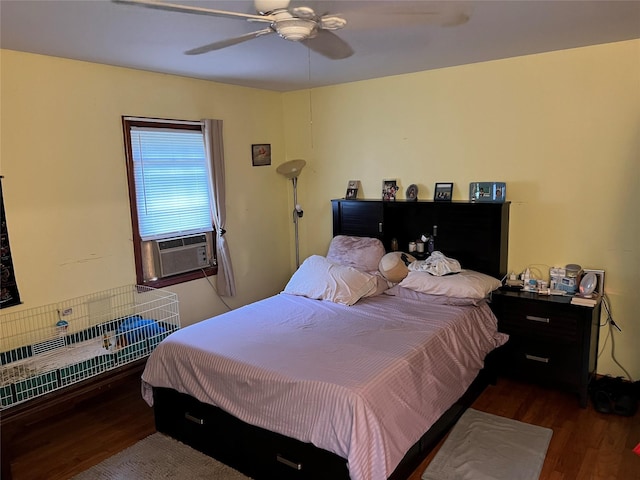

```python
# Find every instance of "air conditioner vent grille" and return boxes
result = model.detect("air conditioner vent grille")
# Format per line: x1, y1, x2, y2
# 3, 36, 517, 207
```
153, 234, 210, 278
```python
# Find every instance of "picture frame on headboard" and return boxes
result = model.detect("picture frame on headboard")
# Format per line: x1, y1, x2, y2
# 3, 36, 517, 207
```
382, 179, 398, 201
382, 180, 398, 202
434, 182, 453, 202
345, 180, 359, 199
406, 184, 419, 201
469, 182, 506, 202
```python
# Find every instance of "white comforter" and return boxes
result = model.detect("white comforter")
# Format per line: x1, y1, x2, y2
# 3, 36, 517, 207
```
141, 292, 507, 480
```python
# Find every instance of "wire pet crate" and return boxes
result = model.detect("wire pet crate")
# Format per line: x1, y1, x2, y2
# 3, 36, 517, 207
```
0, 285, 180, 409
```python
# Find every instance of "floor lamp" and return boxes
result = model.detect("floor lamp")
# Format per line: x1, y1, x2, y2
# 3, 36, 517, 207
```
277, 159, 306, 268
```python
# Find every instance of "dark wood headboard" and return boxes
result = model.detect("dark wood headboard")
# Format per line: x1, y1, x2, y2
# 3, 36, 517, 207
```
331, 199, 510, 279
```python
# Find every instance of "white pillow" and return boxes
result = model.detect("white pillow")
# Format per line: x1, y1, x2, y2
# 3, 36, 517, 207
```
398, 270, 502, 300
283, 255, 378, 306
326, 235, 386, 272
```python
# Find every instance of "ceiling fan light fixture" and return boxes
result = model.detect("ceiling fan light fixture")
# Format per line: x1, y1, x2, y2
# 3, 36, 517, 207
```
254, 0, 290, 15
275, 18, 317, 41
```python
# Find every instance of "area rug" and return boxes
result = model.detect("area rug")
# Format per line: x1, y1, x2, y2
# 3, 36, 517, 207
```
422, 408, 553, 480
71, 432, 251, 479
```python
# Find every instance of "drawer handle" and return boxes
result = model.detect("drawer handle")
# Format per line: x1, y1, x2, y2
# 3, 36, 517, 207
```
184, 412, 205, 425
378, 222, 383, 233
277, 454, 303, 471
526, 315, 550, 323
525, 354, 549, 363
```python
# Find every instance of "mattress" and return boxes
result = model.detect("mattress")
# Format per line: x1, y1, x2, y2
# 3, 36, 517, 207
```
141, 292, 507, 480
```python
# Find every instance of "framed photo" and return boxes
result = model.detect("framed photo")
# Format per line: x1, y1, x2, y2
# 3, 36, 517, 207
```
345, 180, 360, 199
251, 144, 271, 166
434, 182, 453, 202
469, 182, 506, 202
382, 179, 398, 201
406, 184, 418, 201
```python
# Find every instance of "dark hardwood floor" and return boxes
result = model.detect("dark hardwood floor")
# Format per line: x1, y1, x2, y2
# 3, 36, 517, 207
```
5, 375, 640, 480
5, 374, 156, 480
409, 378, 640, 480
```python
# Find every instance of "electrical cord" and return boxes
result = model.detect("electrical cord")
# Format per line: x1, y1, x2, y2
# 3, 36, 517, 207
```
202, 268, 233, 312
596, 293, 633, 382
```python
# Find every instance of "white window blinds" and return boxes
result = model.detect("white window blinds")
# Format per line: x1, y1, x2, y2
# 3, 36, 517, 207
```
129, 126, 212, 240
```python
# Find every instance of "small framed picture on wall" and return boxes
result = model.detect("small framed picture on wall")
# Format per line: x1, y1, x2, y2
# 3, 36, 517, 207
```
434, 182, 453, 202
251, 144, 271, 166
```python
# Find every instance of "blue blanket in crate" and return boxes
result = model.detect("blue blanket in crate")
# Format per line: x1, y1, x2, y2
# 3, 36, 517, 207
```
116, 316, 166, 346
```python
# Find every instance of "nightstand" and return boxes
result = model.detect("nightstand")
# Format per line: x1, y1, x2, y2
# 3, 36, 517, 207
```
489, 289, 601, 407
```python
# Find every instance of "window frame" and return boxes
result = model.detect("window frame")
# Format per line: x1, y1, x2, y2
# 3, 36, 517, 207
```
122, 117, 217, 288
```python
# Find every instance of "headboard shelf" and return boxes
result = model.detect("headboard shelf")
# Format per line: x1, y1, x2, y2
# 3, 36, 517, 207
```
331, 199, 510, 279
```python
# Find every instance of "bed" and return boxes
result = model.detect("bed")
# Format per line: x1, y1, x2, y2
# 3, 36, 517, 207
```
142, 199, 510, 480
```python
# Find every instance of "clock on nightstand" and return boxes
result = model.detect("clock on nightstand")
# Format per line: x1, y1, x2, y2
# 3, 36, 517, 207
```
488, 289, 602, 407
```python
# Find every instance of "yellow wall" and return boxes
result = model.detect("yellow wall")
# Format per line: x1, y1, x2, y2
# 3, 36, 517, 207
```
283, 40, 640, 380
2, 40, 639, 380
0, 50, 294, 327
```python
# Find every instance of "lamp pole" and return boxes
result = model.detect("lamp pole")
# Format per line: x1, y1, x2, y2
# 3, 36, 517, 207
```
276, 159, 306, 270
292, 176, 301, 268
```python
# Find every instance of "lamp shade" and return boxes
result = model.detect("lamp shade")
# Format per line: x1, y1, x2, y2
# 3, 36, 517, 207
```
277, 159, 306, 179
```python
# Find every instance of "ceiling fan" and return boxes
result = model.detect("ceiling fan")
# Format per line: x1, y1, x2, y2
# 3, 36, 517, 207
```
113, 0, 354, 60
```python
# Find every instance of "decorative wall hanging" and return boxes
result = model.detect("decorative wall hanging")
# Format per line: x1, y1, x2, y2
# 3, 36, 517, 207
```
0, 177, 22, 309
251, 144, 271, 166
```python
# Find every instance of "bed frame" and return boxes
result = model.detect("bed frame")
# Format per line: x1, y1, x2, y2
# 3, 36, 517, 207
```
152, 199, 510, 480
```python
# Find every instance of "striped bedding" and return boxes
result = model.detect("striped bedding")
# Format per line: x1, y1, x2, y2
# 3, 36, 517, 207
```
141, 292, 507, 480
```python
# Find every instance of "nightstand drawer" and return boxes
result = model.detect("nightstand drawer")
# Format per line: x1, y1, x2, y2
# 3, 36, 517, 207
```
498, 339, 580, 386
496, 301, 580, 342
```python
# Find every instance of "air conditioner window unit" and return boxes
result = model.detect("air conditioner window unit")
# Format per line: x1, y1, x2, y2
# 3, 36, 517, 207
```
154, 234, 210, 278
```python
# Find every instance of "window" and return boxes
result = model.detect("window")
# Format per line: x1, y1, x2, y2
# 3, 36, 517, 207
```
122, 117, 217, 287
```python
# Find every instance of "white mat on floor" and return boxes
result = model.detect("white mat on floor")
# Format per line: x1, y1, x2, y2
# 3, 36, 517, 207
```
71, 432, 250, 480
422, 408, 553, 480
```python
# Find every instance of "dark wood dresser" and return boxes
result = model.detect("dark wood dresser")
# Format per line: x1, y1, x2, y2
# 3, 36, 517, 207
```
489, 290, 601, 407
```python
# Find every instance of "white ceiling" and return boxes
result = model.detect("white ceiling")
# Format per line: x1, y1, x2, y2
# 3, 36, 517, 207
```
1, 0, 639, 92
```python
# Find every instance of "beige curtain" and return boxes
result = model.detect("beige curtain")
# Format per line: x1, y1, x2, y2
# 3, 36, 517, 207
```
203, 119, 236, 296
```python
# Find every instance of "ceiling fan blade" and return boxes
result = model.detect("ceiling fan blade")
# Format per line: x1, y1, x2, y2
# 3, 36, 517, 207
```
301, 30, 353, 60
185, 28, 274, 55
340, 2, 472, 30
113, 0, 275, 23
